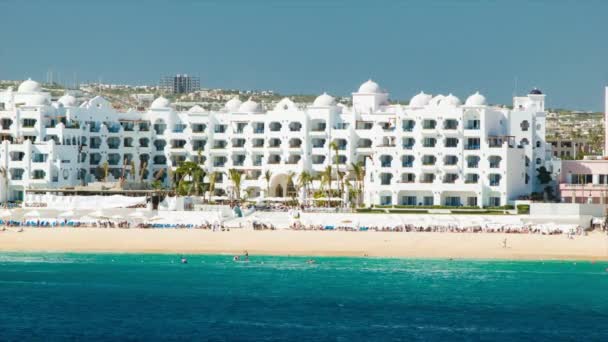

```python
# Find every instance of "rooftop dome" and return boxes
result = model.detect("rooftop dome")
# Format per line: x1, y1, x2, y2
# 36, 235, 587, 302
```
238, 98, 262, 113
27, 94, 49, 106
150, 96, 171, 109
224, 96, 242, 112
529, 88, 543, 95
358, 79, 381, 93
409, 91, 432, 107
464, 91, 487, 106
18, 78, 42, 93
442, 93, 461, 107
313, 92, 335, 107
58, 94, 77, 107
429, 94, 445, 106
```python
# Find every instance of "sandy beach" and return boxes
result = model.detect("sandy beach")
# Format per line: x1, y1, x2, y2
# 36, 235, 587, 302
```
1, 228, 608, 260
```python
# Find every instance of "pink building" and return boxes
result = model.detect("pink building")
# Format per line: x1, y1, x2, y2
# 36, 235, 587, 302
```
558, 87, 608, 203
558, 159, 608, 203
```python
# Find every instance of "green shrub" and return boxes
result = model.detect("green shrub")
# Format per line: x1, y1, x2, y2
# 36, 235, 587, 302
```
516, 204, 530, 214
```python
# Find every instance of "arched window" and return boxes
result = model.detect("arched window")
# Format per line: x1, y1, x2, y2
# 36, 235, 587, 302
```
520, 138, 529, 146
520, 120, 530, 131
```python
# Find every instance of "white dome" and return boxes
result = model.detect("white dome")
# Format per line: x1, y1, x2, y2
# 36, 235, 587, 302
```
150, 96, 171, 109
224, 96, 242, 112
358, 79, 381, 93
465, 91, 487, 106
409, 91, 432, 107
238, 98, 262, 113
442, 93, 461, 107
313, 92, 335, 107
58, 94, 77, 107
429, 94, 445, 106
18, 78, 42, 93
27, 94, 49, 106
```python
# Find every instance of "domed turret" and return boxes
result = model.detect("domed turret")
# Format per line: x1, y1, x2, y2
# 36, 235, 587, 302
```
464, 91, 487, 106
18, 78, 42, 93
58, 94, 77, 107
429, 94, 445, 106
313, 92, 335, 107
238, 98, 262, 113
150, 96, 171, 109
409, 91, 432, 107
27, 94, 49, 106
224, 96, 242, 112
442, 94, 461, 107
529, 88, 543, 95
358, 79, 381, 93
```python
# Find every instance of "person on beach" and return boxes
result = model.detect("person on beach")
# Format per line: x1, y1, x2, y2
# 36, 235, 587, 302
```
244, 250, 249, 261
502, 238, 507, 248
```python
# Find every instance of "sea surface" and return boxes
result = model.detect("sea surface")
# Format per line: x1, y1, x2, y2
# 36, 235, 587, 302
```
1, 253, 607, 341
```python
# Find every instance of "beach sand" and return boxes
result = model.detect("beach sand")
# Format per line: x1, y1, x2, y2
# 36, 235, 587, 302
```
1, 228, 608, 260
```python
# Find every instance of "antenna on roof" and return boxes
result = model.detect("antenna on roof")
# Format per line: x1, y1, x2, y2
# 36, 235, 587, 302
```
513, 76, 518, 98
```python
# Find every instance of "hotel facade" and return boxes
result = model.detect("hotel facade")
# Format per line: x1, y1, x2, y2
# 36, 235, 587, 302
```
0, 79, 550, 207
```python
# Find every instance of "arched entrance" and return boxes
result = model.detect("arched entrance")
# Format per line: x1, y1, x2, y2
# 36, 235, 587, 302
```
268, 173, 293, 198
275, 184, 284, 197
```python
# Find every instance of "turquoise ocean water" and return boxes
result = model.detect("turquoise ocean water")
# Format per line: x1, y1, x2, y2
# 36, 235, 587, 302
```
1, 253, 607, 341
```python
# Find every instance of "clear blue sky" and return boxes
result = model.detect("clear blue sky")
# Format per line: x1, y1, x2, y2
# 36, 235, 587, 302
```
1, 0, 607, 110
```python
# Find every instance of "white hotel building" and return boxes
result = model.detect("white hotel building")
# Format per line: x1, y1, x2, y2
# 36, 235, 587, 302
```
0, 79, 549, 207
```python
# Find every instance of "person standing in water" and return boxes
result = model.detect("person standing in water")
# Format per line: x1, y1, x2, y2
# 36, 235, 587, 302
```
244, 250, 249, 261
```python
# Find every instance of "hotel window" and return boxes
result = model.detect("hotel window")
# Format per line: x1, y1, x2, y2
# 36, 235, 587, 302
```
520, 120, 530, 131
422, 119, 437, 129
445, 196, 461, 206
422, 137, 436, 148
444, 138, 458, 148
423, 196, 434, 206
401, 196, 417, 205
443, 119, 458, 130
599, 175, 608, 184
571, 174, 592, 184
489, 197, 501, 207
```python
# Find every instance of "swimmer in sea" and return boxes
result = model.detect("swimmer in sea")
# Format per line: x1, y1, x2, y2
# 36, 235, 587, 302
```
306, 259, 315, 264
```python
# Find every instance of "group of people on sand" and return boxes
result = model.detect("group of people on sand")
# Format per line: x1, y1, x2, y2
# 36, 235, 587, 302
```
289, 222, 585, 235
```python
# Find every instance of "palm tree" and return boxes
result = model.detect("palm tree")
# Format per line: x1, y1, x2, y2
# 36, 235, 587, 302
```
167, 168, 175, 193
321, 165, 333, 207
286, 171, 299, 206
264, 170, 272, 197
175, 161, 203, 196
351, 161, 365, 207
208, 171, 218, 202
192, 167, 206, 196
329, 141, 341, 200
228, 168, 243, 201
130, 160, 136, 181
0, 167, 8, 203
102, 161, 109, 182
139, 160, 147, 183
298, 171, 313, 203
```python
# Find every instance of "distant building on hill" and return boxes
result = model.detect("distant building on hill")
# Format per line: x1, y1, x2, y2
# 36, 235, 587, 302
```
159, 74, 200, 94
